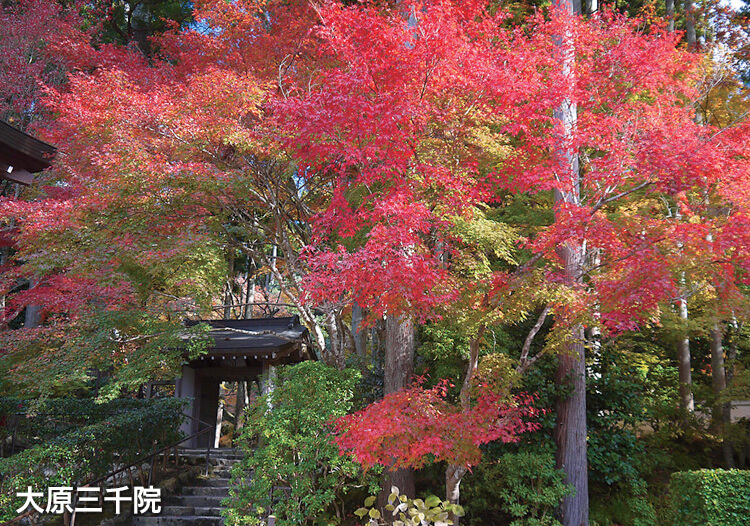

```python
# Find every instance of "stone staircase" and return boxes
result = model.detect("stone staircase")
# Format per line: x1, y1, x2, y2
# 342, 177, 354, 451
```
131, 448, 243, 526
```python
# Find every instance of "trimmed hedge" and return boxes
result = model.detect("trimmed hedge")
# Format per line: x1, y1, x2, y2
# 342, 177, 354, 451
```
669, 469, 750, 526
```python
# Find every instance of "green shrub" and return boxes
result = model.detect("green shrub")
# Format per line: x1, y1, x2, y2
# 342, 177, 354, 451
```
0, 398, 186, 521
463, 452, 572, 526
590, 478, 656, 526
224, 361, 379, 526
668, 469, 750, 526
0, 396, 182, 447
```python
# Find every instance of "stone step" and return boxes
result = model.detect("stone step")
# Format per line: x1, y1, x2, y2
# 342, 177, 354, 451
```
132, 515, 224, 526
156, 505, 225, 517
212, 460, 242, 468
169, 495, 225, 508
200, 477, 231, 487
194, 507, 224, 517
126, 449, 244, 526
182, 486, 229, 496
161, 506, 196, 516
179, 448, 244, 460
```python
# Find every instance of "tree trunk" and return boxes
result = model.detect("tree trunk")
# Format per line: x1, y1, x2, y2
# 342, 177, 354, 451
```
685, 0, 697, 50
0, 246, 6, 315
552, 0, 588, 523
711, 322, 726, 426
214, 397, 224, 449
445, 334, 482, 525
677, 295, 694, 415
224, 252, 235, 320
385, 314, 414, 394
24, 277, 42, 328
554, 265, 589, 526
583, 0, 597, 16
352, 302, 367, 359
726, 319, 741, 466
445, 464, 467, 520
710, 323, 734, 467
243, 264, 254, 319
380, 313, 415, 513
383, 19, 416, 509
446, 467, 466, 503
235, 381, 248, 431
24, 303, 41, 328
666, 0, 675, 32
371, 317, 386, 366
324, 309, 346, 370
265, 244, 278, 289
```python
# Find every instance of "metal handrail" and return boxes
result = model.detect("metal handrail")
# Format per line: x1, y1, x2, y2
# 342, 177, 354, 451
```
1, 412, 216, 526
69, 413, 216, 526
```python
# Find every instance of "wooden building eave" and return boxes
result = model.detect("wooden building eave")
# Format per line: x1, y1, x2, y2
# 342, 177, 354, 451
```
0, 120, 56, 185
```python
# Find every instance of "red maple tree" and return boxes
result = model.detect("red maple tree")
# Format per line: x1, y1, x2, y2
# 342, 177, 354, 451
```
335, 381, 539, 470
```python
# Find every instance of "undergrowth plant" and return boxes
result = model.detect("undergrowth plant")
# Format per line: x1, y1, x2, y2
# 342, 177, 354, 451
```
224, 361, 378, 526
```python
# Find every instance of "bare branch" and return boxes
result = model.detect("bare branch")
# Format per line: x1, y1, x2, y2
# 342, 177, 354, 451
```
516, 304, 551, 375
590, 180, 653, 214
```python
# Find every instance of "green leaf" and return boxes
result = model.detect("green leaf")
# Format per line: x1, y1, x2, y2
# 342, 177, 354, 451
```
365, 495, 377, 507
369, 508, 382, 520
425, 495, 441, 508
355, 507, 369, 518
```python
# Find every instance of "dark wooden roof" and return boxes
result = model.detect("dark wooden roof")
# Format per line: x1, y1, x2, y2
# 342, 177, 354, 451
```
0, 120, 56, 183
186, 316, 315, 362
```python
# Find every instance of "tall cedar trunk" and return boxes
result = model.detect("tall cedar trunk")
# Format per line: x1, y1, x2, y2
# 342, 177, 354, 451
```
677, 295, 694, 415
24, 303, 41, 328
24, 277, 41, 328
711, 323, 726, 427
224, 252, 235, 320
711, 323, 735, 467
0, 246, 7, 315
243, 263, 254, 319
385, 313, 415, 393
685, 0, 697, 50
445, 335, 482, 525
214, 396, 224, 448
352, 302, 367, 359
235, 381, 248, 431
380, 313, 415, 511
727, 320, 740, 466
324, 310, 346, 369
553, 256, 588, 526
265, 244, 277, 289
380, 9, 418, 503
666, 0, 675, 32
371, 317, 386, 366
552, 0, 589, 523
